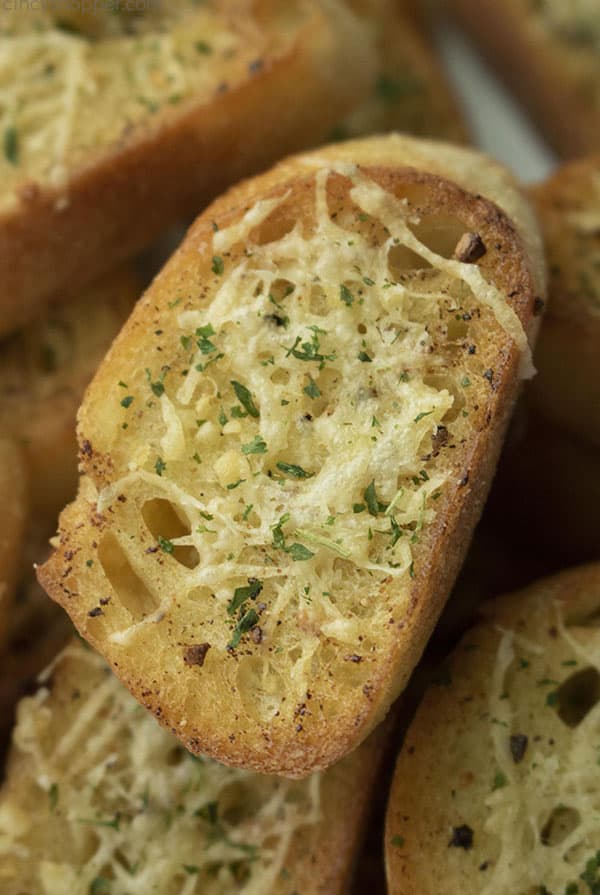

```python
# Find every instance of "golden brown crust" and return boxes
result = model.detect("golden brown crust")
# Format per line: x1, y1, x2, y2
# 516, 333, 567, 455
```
385, 563, 600, 895
0, 1, 376, 338
528, 155, 600, 446
447, 0, 600, 158
272, 710, 396, 895
38, 135, 542, 777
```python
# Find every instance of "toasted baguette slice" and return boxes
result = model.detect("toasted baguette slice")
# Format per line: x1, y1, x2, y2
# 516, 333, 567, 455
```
38, 133, 543, 777
0, 264, 139, 529
0, 440, 28, 648
527, 156, 600, 446
386, 563, 600, 895
446, 0, 600, 158
0, 1, 377, 338
0, 640, 389, 894
337, 0, 467, 143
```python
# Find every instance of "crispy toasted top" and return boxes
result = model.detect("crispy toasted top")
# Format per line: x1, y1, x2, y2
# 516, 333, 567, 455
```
39, 136, 541, 776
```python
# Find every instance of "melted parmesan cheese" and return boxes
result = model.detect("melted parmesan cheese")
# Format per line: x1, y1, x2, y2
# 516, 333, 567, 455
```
0, 644, 321, 894
88, 164, 527, 724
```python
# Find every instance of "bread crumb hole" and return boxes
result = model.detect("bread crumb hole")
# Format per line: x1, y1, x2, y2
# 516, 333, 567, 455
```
269, 278, 295, 303
98, 533, 159, 621
142, 498, 199, 570
556, 666, 600, 727
270, 368, 289, 385
309, 284, 329, 316
411, 216, 468, 260
540, 805, 581, 846
388, 242, 431, 276
236, 657, 284, 723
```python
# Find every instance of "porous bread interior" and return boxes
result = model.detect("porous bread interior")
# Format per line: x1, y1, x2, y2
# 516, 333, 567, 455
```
0, 0, 361, 210
0, 641, 322, 894
387, 566, 600, 895
51, 162, 530, 769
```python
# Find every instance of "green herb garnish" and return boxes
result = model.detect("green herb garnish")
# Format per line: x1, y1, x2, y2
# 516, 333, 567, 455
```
286, 543, 315, 562
231, 381, 259, 418
276, 462, 313, 479
146, 367, 167, 397
303, 376, 321, 399
340, 284, 354, 306
4, 126, 18, 165
228, 579, 263, 616
49, 783, 59, 811
285, 327, 336, 367
242, 435, 267, 455
212, 255, 224, 275
154, 456, 167, 476
364, 480, 387, 516
492, 771, 508, 790
196, 323, 217, 355
271, 515, 314, 561
228, 608, 259, 649
158, 536, 174, 554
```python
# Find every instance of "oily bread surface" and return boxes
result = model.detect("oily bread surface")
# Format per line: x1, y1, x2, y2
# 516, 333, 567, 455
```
386, 563, 600, 895
447, 0, 600, 158
39, 135, 541, 777
0, 264, 140, 528
0, 640, 389, 894
0, 0, 376, 337
528, 155, 600, 446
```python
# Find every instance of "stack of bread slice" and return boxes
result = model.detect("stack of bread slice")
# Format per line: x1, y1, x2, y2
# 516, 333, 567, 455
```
1, 2, 599, 892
